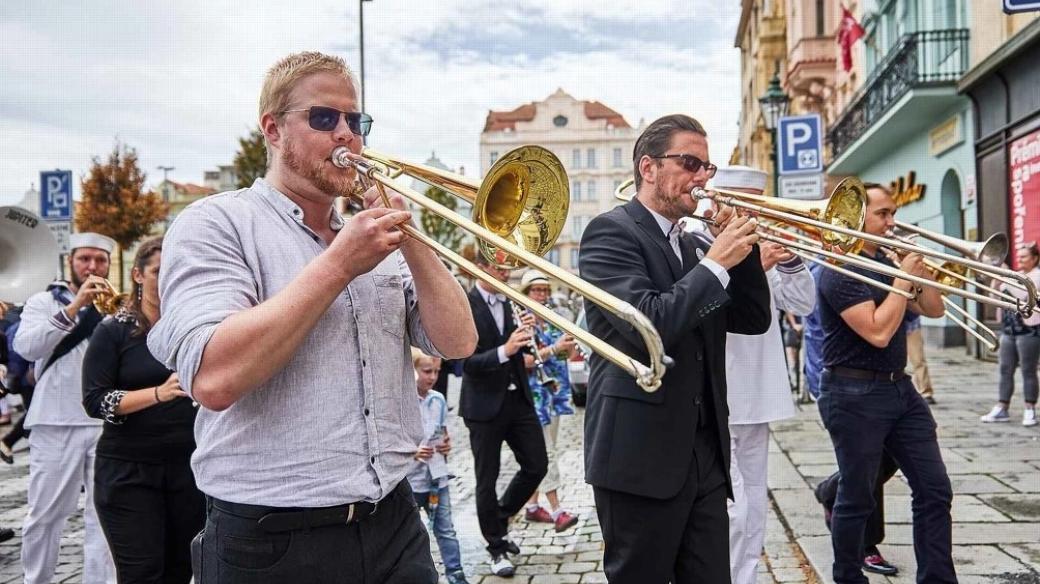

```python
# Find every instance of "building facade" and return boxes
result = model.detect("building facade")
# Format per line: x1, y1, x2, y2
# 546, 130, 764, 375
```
959, 10, 1040, 355
734, 0, 789, 188
479, 89, 643, 273
824, 0, 976, 348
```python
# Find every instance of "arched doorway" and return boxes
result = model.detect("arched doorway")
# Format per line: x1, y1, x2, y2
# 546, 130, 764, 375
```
940, 169, 964, 239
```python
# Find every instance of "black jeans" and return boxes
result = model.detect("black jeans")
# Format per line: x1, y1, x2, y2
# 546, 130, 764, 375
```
193, 481, 437, 584
819, 370, 957, 584
465, 389, 547, 554
814, 445, 900, 550
94, 455, 205, 584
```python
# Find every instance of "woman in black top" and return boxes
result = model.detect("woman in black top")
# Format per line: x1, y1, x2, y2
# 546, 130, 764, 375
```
83, 236, 203, 583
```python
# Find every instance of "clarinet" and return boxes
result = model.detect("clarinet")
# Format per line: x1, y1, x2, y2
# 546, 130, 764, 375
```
510, 302, 561, 393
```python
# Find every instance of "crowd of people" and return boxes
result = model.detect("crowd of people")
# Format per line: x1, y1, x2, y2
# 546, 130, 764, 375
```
0, 49, 1032, 584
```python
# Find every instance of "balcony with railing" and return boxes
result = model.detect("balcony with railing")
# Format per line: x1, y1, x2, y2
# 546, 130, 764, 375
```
827, 29, 970, 173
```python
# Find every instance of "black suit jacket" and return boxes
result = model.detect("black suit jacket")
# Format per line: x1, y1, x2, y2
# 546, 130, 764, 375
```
459, 287, 534, 422
578, 199, 771, 500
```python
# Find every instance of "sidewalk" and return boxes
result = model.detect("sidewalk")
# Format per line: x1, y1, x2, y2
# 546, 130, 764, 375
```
768, 347, 1040, 584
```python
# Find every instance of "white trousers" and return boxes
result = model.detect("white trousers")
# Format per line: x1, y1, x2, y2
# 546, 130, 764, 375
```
540, 415, 562, 494
727, 423, 770, 584
22, 425, 114, 584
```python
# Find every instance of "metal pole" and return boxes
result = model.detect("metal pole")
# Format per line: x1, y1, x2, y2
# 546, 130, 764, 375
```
770, 128, 779, 197
359, 0, 366, 114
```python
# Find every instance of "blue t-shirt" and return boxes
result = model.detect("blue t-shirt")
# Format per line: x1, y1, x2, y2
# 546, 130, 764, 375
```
817, 251, 912, 372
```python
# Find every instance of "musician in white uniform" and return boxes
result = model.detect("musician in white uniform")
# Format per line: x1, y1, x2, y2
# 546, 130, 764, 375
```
689, 166, 816, 584
14, 232, 116, 584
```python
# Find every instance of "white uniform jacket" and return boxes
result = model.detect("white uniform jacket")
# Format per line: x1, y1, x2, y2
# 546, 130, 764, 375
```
13, 284, 102, 428
725, 261, 815, 424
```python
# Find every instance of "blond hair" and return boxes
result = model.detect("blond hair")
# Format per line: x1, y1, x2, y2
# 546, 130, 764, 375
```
411, 348, 441, 369
259, 51, 357, 119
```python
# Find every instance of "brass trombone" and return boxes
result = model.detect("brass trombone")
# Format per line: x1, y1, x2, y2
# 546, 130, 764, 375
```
332, 145, 672, 392
690, 181, 1037, 316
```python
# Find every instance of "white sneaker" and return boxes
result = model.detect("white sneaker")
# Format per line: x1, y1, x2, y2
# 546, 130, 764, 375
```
489, 552, 515, 577
1024, 409, 1038, 427
980, 405, 1010, 423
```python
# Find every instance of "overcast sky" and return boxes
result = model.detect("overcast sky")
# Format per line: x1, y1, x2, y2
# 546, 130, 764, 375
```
0, 1, 741, 206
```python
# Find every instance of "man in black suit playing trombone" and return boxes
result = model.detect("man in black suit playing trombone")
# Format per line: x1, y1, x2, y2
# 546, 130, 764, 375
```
579, 114, 771, 583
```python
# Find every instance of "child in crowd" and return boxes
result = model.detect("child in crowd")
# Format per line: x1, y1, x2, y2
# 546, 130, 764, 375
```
407, 349, 469, 584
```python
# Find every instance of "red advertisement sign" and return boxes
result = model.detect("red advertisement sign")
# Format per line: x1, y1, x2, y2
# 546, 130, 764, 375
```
1009, 128, 1040, 269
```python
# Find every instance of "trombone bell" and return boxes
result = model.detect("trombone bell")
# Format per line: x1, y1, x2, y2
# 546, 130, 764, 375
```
357, 145, 569, 268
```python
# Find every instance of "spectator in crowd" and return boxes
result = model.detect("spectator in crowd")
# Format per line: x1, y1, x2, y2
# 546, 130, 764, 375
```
407, 349, 469, 584
981, 242, 1040, 426
518, 270, 580, 534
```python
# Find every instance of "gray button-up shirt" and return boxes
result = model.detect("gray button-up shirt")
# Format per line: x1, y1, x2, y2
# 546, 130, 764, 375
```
147, 178, 443, 507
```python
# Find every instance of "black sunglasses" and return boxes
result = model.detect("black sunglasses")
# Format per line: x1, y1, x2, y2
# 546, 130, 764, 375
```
280, 106, 373, 136
652, 153, 718, 177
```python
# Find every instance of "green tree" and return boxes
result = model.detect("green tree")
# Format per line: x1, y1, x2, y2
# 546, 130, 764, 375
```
420, 185, 466, 252
75, 141, 168, 290
233, 126, 267, 188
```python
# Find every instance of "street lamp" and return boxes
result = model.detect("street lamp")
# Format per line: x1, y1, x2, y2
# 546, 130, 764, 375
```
157, 165, 175, 203
359, 0, 373, 116
758, 69, 790, 197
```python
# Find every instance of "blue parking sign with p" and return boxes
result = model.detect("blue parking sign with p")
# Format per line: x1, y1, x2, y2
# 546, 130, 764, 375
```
777, 115, 823, 175
40, 170, 73, 220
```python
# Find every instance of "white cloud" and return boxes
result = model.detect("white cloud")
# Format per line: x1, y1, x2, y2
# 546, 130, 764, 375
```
0, 0, 741, 206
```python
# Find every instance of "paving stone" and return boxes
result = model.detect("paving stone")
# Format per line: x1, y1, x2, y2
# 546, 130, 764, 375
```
530, 574, 580, 584
557, 562, 596, 574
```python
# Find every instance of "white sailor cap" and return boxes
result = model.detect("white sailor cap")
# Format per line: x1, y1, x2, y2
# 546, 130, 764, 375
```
711, 165, 768, 192
70, 232, 116, 254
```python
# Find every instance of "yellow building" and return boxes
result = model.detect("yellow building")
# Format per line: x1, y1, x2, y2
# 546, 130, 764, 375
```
733, 0, 789, 192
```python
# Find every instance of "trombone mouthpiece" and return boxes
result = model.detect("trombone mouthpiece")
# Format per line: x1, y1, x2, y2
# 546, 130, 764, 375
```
691, 187, 710, 199
330, 146, 352, 169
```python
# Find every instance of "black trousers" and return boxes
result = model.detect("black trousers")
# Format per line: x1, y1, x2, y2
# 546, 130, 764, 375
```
465, 389, 548, 554
593, 421, 729, 584
194, 481, 437, 584
94, 454, 206, 584
816, 452, 899, 550
2, 384, 33, 449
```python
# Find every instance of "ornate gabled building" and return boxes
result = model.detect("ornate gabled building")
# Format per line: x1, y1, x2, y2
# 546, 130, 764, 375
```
479, 89, 644, 273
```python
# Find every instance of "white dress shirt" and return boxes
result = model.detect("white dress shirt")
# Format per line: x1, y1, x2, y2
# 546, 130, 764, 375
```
644, 206, 730, 288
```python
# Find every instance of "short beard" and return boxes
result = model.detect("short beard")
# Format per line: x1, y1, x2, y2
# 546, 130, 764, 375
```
283, 137, 357, 197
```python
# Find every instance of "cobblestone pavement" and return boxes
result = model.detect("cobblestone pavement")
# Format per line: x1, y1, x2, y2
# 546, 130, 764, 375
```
0, 347, 1036, 583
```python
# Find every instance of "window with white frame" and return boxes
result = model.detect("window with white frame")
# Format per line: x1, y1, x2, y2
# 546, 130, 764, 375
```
587, 148, 597, 169
586, 180, 597, 201
572, 149, 581, 169
613, 147, 623, 168
571, 180, 582, 202
570, 248, 580, 269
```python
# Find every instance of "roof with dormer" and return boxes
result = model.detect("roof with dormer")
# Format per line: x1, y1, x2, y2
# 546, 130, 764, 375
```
482, 89, 631, 132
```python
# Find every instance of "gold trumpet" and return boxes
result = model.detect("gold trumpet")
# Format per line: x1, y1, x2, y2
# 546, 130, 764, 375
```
91, 278, 128, 315
333, 145, 672, 392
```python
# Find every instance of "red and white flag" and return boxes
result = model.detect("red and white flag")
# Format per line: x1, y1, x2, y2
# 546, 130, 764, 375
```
837, 5, 866, 72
